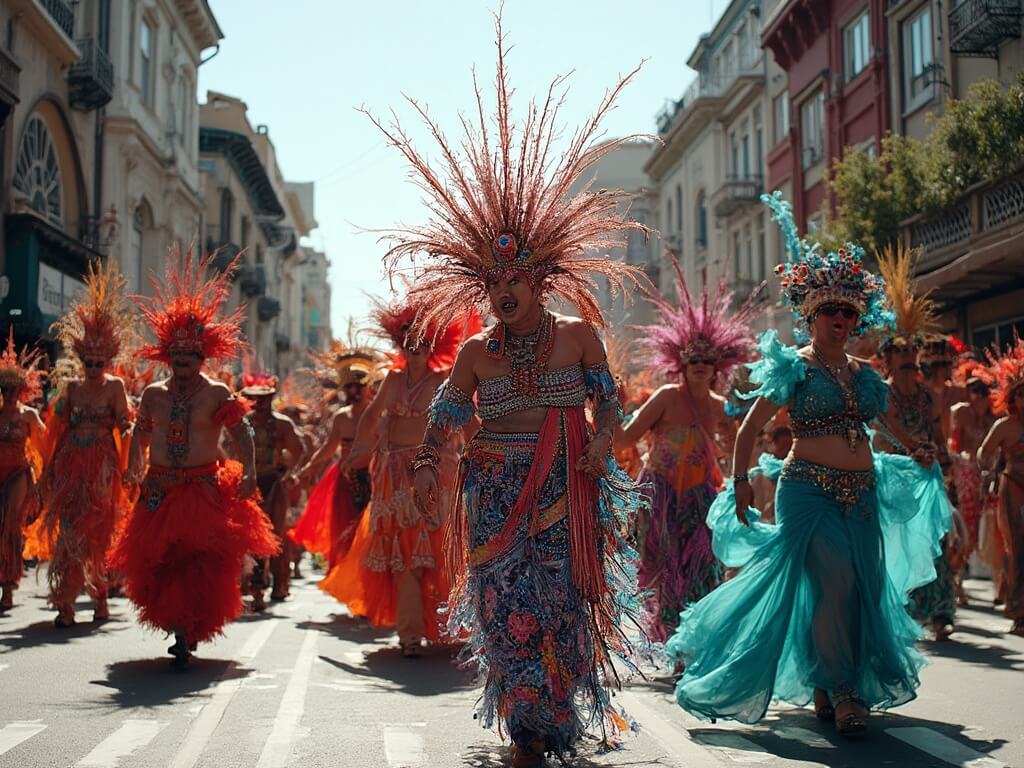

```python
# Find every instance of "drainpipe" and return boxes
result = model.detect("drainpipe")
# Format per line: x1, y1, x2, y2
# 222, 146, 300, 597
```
92, 0, 111, 253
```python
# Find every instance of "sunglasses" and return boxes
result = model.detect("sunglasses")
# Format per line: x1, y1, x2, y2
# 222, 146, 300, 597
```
817, 304, 859, 320
83, 360, 105, 370
687, 358, 717, 366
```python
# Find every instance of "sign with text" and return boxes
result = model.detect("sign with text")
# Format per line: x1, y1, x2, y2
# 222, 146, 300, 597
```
37, 262, 85, 318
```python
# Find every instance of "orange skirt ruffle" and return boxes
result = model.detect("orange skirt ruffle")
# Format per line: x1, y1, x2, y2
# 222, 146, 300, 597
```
0, 460, 33, 586
288, 463, 361, 568
318, 447, 457, 640
109, 461, 279, 643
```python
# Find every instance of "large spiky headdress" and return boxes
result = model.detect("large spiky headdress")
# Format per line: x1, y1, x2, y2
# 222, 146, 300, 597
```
0, 331, 43, 404
369, 292, 480, 373
53, 259, 134, 365
135, 245, 246, 366
763, 191, 892, 337
982, 335, 1024, 415
633, 259, 764, 379
309, 340, 383, 390
875, 243, 940, 354
368, 10, 650, 337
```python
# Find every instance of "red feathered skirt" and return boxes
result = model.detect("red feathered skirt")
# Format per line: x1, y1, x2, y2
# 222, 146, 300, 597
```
44, 432, 124, 605
110, 461, 279, 643
318, 446, 457, 641
288, 463, 370, 568
0, 446, 34, 587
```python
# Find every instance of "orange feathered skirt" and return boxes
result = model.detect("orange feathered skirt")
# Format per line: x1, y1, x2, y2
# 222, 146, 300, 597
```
318, 446, 457, 641
43, 432, 124, 605
109, 461, 279, 643
288, 463, 369, 568
0, 448, 34, 587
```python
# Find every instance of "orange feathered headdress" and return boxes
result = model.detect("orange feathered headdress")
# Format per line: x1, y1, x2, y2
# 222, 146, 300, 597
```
370, 293, 481, 373
113, 359, 156, 400
369, 10, 649, 339
238, 350, 278, 397
0, 330, 43, 404
308, 339, 383, 390
52, 259, 134, 365
982, 335, 1024, 415
135, 245, 245, 366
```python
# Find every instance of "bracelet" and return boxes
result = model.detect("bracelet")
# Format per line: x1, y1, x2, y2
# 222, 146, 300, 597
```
733, 473, 750, 483
412, 444, 440, 474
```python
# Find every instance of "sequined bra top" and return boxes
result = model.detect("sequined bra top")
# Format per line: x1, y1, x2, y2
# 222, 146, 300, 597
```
476, 363, 588, 421
68, 404, 116, 429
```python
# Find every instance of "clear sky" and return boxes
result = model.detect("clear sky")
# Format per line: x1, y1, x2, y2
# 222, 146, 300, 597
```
198, 0, 730, 336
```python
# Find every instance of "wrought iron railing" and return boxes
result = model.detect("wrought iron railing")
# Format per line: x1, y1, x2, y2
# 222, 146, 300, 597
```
949, 0, 1023, 57
68, 38, 114, 110
42, 0, 75, 39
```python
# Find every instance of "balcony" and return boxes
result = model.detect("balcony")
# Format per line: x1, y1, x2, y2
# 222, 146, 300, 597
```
0, 45, 19, 106
258, 296, 281, 322
68, 38, 113, 111
712, 174, 763, 218
900, 166, 1024, 303
205, 241, 242, 274
275, 332, 291, 351
239, 264, 267, 297
42, 0, 74, 38
8, 0, 77, 65
950, 0, 1022, 58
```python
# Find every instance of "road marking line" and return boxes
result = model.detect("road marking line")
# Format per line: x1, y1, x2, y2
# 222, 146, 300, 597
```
887, 727, 1007, 768
255, 629, 318, 768
383, 723, 426, 767
615, 690, 722, 767
169, 618, 279, 768
0, 721, 47, 756
77, 719, 167, 767
773, 725, 836, 750
692, 732, 777, 764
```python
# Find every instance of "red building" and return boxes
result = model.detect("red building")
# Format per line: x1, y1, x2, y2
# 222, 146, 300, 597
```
761, 0, 891, 232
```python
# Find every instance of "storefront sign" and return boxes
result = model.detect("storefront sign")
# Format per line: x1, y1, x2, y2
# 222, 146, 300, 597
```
37, 262, 85, 318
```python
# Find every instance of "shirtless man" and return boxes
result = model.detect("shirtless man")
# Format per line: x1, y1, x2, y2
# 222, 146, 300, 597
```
921, 338, 967, 446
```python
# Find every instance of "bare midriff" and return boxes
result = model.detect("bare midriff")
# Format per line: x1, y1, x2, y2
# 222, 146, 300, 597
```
791, 434, 873, 472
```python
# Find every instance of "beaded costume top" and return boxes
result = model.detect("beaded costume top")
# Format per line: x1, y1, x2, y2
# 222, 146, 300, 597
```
743, 331, 888, 442
476, 363, 587, 421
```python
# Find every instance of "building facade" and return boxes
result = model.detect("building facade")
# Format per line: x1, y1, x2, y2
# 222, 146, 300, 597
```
890, 1, 1024, 347
647, 0, 788, 337
300, 245, 330, 353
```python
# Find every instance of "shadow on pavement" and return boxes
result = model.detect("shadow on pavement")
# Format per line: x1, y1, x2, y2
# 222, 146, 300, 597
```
0, 615, 131, 652
296, 614, 395, 644
460, 741, 673, 767
318, 644, 477, 696
86, 656, 252, 710
918, 634, 1024, 671
687, 707, 1009, 768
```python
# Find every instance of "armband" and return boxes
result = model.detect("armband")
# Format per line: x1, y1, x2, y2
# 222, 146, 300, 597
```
584, 361, 624, 422
213, 395, 253, 429
412, 444, 440, 474
426, 381, 475, 433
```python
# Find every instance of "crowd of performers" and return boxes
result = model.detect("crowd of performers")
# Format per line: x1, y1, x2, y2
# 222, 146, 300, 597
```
2, 15, 1024, 768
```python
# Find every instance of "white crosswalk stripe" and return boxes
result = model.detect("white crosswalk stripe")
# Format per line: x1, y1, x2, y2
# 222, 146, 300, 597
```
0, 721, 46, 756
76, 719, 167, 767
255, 628, 318, 768
887, 727, 1008, 768
383, 722, 427, 767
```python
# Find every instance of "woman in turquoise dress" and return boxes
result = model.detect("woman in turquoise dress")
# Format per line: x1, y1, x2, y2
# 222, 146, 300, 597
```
668, 193, 951, 737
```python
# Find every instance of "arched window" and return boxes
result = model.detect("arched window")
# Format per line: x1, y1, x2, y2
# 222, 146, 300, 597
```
14, 115, 63, 227
126, 201, 153, 294
695, 191, 708, 247
219, 188, 234, 243
675, 184, 683, 233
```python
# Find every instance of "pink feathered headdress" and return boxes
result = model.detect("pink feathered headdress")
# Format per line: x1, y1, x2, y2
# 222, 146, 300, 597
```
634, 259, 764, 379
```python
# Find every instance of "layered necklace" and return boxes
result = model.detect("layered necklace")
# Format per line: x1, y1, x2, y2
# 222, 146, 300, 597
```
889, 380, 931, 441
811, 344, 861, 452
485, 310, 555, 397
167, 376, 203, 465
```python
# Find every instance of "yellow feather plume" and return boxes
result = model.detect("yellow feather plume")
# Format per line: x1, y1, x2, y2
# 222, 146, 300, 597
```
875, 243, 939, 345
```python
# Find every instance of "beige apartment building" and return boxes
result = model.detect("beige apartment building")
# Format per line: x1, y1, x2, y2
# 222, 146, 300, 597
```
645, 0, 789, 339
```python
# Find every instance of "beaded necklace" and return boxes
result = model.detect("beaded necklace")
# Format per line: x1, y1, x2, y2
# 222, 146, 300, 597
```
167, 377, 203, 466
484, 310, 555, 398
811, 345, 861, 452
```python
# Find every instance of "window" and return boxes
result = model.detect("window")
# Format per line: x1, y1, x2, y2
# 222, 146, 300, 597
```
773, 91, 790, 145
757, 213, 767, 280
176, 76, 189, 146
13, 115, 62, 227
754, 105, 763, 176
240, 215, 250, 249
800, 90, 825, 169
733, 230, 743, 278
219, 188, 233, 242
139, 19, 155, 106
730, 130, 739, 176
741, 119, 750, 177
744, 223, 753, 281
695, 192, 707, 248
972, 317, 1024, 351
666, 199, 673, 234
675, 184, 683, 233
903, 7, 933, 112
127, 203, 151, 294
845, 11, 871, 81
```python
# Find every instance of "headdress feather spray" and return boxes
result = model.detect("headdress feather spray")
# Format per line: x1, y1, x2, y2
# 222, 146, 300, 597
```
633, 259, 764, 380
135, 245, 246, 366
0, 330, 43, 404
982, 334, 1024, 415
369, 292, 481, 373
875, 243, 940, 353
367, 10, 651, 338
53, 259, 135, 366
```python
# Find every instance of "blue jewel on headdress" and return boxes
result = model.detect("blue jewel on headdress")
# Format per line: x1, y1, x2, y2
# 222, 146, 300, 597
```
493, 233, 517, 263
486, 337, 501, 354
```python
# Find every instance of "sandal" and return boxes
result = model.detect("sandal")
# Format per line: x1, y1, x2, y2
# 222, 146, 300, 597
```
54, 605, 76, 628
401, 640, 422, 658
832, 688, 868, 739
0, 588, 13, 611
932, 620, 955, 641
813, 688, 834, 721
1009, 620, 1024, 637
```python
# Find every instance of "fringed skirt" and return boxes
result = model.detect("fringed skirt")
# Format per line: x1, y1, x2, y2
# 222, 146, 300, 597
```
0, 456, 34, 586
668, 455, 950, 723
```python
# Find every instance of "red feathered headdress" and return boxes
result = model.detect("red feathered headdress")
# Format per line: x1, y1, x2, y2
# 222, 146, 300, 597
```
238, 350, 278, 397
370, 293, 481, 373
632, 259, 764, 379
0, 330, 43, 404
982, 335, 1024, 415
368, 10, 650, 338
135, 245, 245, 366
53, 259, 134, 365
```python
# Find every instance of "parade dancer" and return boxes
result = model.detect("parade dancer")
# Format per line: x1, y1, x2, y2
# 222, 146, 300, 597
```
669, 193, 950, 737
43, 260, 133, 627
319, 297, 473, 656
873, 245, 957, 641
381, 16, 650, 762
616, 260, 761, 641
291, 345, 381, 570
111, 249, 278, 669
239, 366, 305, 609
978, 336, 1024, 636
921, 337, 968, 443
0, 335, 45, 611
950, 361, 997, 605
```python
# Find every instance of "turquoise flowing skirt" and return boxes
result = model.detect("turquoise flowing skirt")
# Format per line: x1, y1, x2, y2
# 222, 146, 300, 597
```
667, 454, 950, 723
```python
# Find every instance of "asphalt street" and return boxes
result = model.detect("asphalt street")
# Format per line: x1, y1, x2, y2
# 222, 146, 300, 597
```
0, 571, 1020, 768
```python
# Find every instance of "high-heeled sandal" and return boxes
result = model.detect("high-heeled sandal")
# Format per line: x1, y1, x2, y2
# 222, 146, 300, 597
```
832, 688, 867, 738
813, 688, 834, 721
